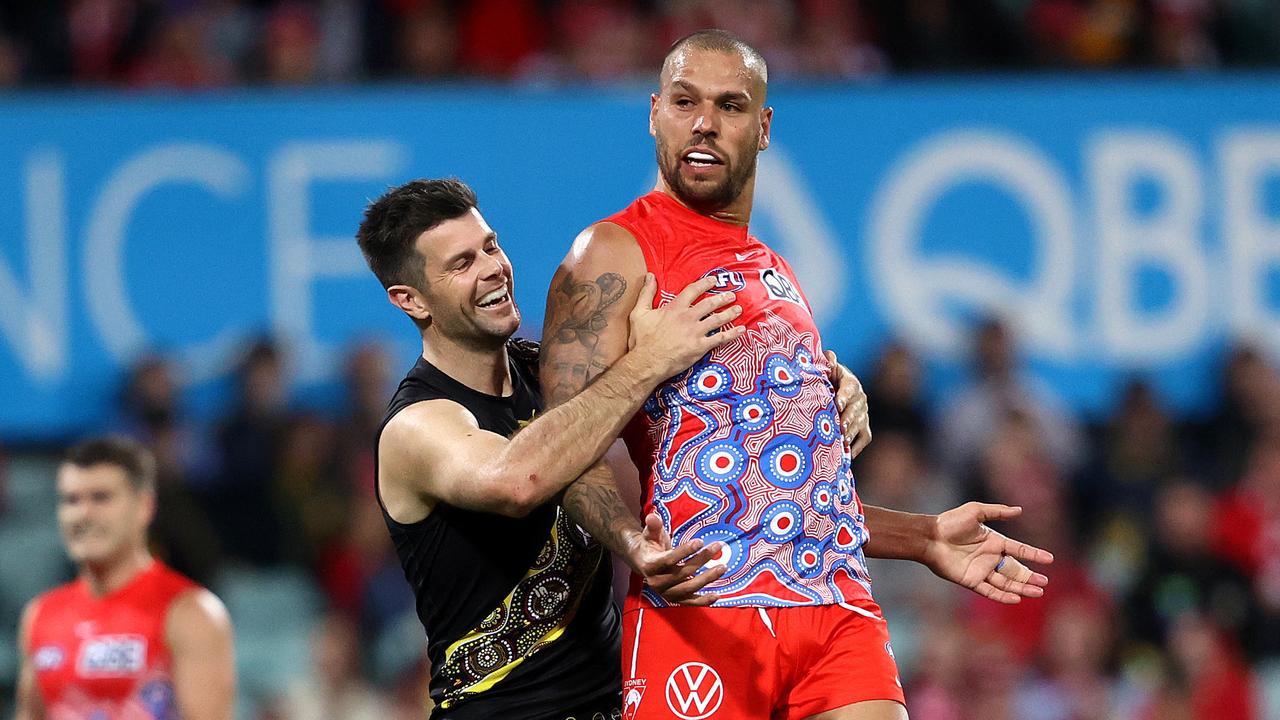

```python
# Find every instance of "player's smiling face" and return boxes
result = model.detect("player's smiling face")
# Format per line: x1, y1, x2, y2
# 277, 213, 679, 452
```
56, 463, 151, 567
417, 208, 520, 348
650, 47, 772, 214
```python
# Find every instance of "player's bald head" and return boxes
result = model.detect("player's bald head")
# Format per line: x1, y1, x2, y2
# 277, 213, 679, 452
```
660, 29, 768, 99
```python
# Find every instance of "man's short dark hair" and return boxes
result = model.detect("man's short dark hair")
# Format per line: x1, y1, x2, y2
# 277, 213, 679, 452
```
356, 178, 479, 290
662, 29, 769, 87
63, 435, 157, 493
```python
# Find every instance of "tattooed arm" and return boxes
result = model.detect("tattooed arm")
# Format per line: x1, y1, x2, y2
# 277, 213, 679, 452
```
542, 223, 732, 603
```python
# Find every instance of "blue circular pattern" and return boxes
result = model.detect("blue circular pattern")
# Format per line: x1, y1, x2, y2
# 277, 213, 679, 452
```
693, 526, 748, 576
759, 434, 812, 489
763, 355, 802, 397
814, 409, 839, 444
760, 500, 805, 544
794, 346, 815, 371
833, 515, 862, 552
732, 393, 774, 433
792, 539, 824, 578
836, 473, 854, 504
687, 362, 734, 401
695, 440, 749, 486
811, 482, 835, 514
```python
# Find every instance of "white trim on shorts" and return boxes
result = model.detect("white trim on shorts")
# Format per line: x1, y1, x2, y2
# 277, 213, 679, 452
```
629, 608, 645, 677
837, 601, 881, 620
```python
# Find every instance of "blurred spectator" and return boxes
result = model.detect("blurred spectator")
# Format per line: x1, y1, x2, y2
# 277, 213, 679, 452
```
260, 2, 321, 84
1212, 424, 1280, 659
1201, 344, 1280, 487
1016, 596, 1120, 720
549, 0, 652, 83
1126, 480, 1258, 657
0, 0, 1275, 87
127, 5, 230, 88
1076, 379, 1185, 544
1155, 613, 1260, 719
864, 342, 930, 447
905, 619, 966, 720
281, 612, 389, 720
206, 338, 294, 567
795, 0, 887, 78
937, 317, 1084, 479
115, 355, 222, 584
395, 2, 457, 78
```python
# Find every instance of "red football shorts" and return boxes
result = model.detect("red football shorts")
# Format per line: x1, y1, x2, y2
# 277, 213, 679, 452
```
620, 598, 905, 720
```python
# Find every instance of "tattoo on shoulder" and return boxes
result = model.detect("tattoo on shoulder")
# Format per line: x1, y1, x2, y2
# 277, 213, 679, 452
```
541, 272, 627, 403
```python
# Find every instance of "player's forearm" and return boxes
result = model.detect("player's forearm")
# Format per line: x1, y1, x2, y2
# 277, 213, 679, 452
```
562, 461, 642, 558
496, 351, 660, 507
861, 505, 936, 562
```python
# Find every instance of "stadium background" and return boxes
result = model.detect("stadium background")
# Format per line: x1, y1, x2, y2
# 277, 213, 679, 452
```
2, 0, 1280, 717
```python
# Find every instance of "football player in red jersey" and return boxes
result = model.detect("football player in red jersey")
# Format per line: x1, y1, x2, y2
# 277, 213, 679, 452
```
539, 30, 1054, 720
15, 436, 235, 720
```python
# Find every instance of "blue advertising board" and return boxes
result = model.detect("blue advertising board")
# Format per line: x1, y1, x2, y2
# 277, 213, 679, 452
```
1, 78, 1278, 438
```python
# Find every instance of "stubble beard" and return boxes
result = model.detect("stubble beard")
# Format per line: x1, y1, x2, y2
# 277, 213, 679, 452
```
656, 134, 758, 215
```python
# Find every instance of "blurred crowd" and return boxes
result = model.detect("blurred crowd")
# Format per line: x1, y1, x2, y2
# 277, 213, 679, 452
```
0, 0, 1278, 89
858, 320, 1280, 720
2, 317, 1279, 718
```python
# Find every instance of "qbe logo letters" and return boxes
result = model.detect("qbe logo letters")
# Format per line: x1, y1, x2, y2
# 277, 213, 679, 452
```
758, 268, 804, 308
77, 634, 147, 676
665, 662, 724, 720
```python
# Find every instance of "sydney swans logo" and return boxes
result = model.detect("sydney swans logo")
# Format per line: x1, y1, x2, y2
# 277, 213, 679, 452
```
665, 662, 724, 719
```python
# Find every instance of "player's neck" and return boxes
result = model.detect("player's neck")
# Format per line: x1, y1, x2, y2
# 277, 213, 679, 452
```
654, 178, 754, 226
81, 549, 152, 597
420, 334, 512, 397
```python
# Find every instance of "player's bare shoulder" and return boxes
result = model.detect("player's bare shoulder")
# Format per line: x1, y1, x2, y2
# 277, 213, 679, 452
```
377, 399, 480, 518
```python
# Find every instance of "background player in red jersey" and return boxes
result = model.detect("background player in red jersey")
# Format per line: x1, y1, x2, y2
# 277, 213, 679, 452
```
14, 436, 235, 720
539, 30, 1054, 720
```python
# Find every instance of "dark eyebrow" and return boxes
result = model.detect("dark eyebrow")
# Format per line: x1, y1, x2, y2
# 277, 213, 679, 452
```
716, 91, 751, 105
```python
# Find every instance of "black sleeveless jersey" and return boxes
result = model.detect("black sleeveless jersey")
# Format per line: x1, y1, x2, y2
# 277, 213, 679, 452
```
375, 338, 622, 719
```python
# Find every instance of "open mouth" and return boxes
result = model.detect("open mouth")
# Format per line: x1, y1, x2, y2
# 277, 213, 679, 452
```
476, 287, 511, 309
683, 148, 724, 169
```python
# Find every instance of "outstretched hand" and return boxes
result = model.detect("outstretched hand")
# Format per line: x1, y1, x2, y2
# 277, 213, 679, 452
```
922, 502, 1054, 604
623, 513, 724, 606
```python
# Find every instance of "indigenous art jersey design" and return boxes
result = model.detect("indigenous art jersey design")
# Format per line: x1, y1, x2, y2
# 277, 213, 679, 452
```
609, 191, 873, 609
25, 561, 197, 720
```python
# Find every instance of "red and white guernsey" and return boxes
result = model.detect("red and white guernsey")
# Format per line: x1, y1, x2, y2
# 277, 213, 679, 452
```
25, 560, 197, 720
610, 191, 873, 609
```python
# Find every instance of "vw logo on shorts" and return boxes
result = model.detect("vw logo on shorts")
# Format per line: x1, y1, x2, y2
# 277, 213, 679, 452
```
665, 662, 724, 719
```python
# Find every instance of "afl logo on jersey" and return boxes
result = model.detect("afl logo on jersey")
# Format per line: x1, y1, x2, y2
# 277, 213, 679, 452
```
77, 634, 147, 676
758, 268, 804, 308
702, 268, 745, 293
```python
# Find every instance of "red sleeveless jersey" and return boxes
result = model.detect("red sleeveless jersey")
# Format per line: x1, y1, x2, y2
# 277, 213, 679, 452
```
25, 560, 198, 719
608, 191, 873, 608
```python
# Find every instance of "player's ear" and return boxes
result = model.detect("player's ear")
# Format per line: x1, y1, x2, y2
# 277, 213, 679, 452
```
649, 93, 660, 137
388, 285, 431, 325
759, 106, 773, 151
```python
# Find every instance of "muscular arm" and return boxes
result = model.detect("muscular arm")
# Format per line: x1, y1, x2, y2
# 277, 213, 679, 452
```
381, 240, 735, 521
166, 589, 235, 720
861, 505, 933, 562
381, 347, 667, 520
539, 224, 650, 555
15, 600, 44, 720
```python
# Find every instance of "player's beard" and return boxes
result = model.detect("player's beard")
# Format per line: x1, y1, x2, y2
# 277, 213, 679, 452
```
656, 133, 758, 215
